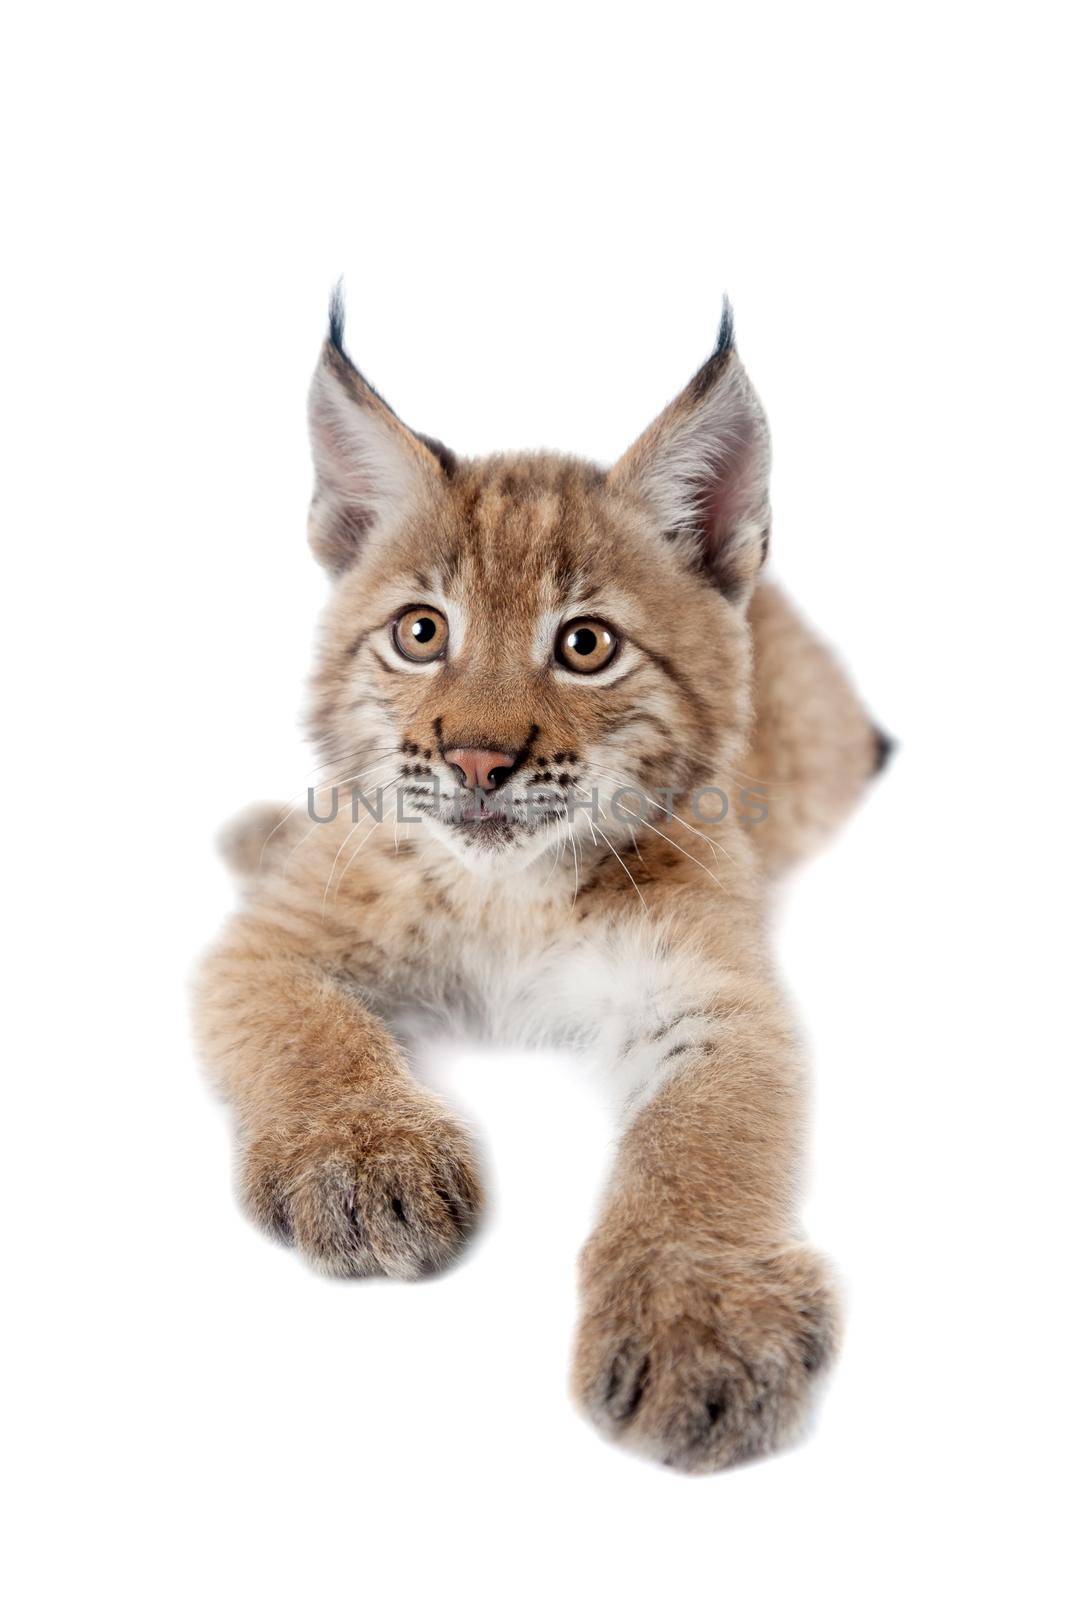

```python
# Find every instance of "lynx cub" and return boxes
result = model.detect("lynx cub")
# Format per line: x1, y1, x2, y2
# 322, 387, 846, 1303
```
195, 295, 888, 1472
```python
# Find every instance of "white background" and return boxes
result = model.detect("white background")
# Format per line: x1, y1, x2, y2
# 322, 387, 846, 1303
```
4, 5, 1064, 1596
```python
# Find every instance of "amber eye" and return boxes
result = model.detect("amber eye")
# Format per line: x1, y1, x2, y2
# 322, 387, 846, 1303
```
555, 617, 619, 674
392, 606, 449, 663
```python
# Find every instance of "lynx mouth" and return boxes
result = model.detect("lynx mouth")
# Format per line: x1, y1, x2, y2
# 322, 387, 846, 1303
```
455, 808, 510, 830
454, 797, 508, 825
447, 811, 515, 848
410, 780, 571, 854
447, 796, 565, 834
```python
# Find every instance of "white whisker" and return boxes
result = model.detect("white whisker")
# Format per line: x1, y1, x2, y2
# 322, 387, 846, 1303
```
584, 761, 736, 868
332, 777, 403, 901
575, 794, 648, 917
257, 748, 400, 865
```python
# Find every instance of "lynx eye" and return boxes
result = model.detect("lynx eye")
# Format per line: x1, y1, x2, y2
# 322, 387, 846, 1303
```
556, 617, 619, 674
392, 606, 449, 663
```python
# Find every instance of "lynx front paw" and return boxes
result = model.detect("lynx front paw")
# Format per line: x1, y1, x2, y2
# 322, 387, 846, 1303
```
238, 1093, 483, 1279
572, 1240, 839, 1472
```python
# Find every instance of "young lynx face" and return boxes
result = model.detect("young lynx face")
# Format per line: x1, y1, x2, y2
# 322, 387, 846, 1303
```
307, 295, 771, 876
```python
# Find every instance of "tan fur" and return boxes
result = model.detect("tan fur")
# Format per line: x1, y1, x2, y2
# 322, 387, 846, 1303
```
194, 311, 887, 1472
745, 583, 885, 873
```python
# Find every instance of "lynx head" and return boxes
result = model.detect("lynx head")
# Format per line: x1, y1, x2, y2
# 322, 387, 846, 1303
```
307, 290, 770, 877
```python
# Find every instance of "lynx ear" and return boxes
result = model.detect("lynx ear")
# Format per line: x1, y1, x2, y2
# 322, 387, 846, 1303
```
307, 288, 454, 574
608, 303, 771, 603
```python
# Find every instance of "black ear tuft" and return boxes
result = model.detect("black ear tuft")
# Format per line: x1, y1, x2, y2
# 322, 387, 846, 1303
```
307, 285, 454, 575
322, 282, 407, 423
607, 296, 770, 605
328, 280, 347, 363
716, 295, 735, 359
689, 296, 736, 400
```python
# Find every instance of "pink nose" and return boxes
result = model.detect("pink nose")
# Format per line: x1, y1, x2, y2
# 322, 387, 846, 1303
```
444, 748, 517, 791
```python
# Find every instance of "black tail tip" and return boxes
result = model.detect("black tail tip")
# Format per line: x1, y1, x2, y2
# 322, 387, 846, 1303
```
872, 725, 897, 776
